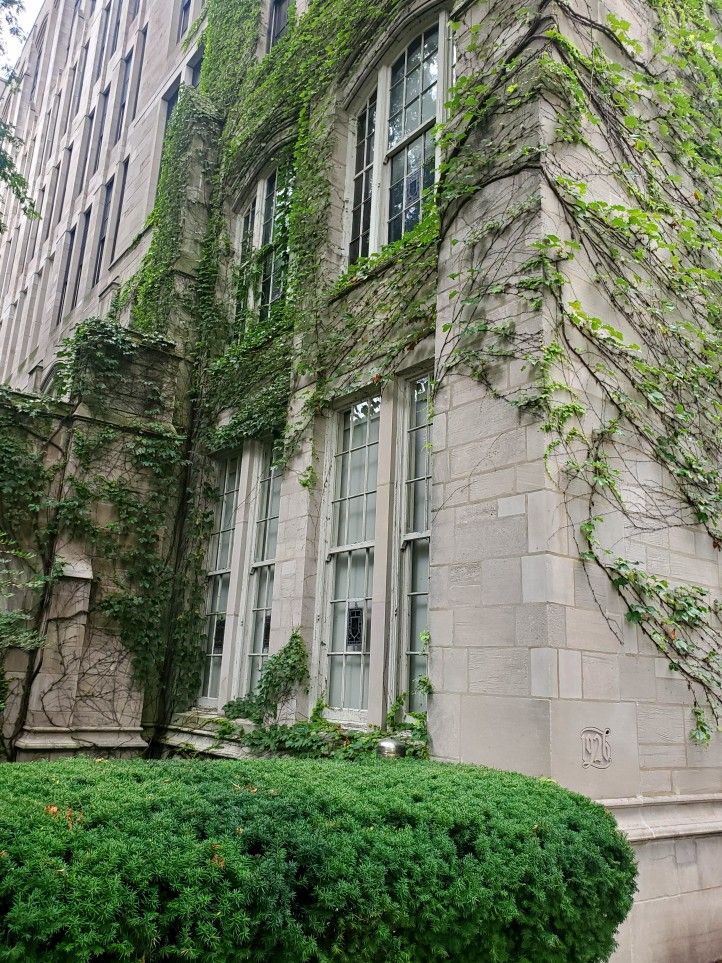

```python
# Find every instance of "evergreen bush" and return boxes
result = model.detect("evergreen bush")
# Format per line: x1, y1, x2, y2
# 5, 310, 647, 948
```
0, 758, 636, 962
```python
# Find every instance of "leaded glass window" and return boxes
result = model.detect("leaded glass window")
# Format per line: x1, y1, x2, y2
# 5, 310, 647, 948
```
349, 92, 376, 265
248, 451, 281, 692
403, 377, 431, 711
327, 397, 380, 711
201, 456, 241, 701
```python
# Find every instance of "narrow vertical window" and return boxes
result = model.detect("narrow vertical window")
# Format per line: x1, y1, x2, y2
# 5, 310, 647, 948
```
92, 176, 114, 287
402, 377, 432, 711
177, 0, 191, 42
54, 144, 73, 228
247, 450, 282, 692
43, 94, 60, 164
387, 26, 438, 243
268, 0, 289, 49
258, 170, 286, 322
189, 47, 203, 87
61, 64, 76, 136
114, 50, 133, 144
56, 227, 77, 325
201, 456, 241, 701
42, 166, 59, 243
27, 187, 44, 262
130, 26, 146, 121
76, 110, 95, 197
109, 0, 123, 55
349, 92, 376, 265
72, 43, 89, 118
92, 86, 110, 175
130, 0, 139, 19
327, 397, 380, 711
71, 205, 92, 309
109, 157, 129, 262
235, 197, 256, 322
94, 5, 111, 81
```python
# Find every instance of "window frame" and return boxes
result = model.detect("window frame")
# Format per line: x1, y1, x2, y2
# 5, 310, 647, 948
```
315, 391, 388, 726
233, 166, 288, 326
343, 9, 450, 266
241, 446, 283, 696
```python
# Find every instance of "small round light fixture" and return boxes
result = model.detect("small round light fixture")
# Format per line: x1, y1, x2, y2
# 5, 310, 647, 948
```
377, 737, 407, 759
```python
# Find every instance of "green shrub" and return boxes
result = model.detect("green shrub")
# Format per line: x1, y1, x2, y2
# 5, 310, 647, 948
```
0, 758, 636, 962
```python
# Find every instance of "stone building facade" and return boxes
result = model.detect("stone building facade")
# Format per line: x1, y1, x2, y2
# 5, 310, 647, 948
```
1, 1, 722, 961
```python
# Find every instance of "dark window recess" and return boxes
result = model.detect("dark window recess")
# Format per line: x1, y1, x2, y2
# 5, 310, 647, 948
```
71, 205, 92, 309
109, 0, 123, 55
268, 0, 289, 49
190, 50, 203, 87
177, 0, 191, 42
262, 614, 272, 654
165, 86, 179, 127
213, 616, 226, 654
346, 606, 364, 651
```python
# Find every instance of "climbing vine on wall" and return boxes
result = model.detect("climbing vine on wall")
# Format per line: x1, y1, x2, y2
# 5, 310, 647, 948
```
435, 0, 722, 741
4, 0, 722, 747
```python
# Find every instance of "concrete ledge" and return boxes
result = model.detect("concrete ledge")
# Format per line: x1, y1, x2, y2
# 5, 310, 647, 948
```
604, 794, 722, 843
14, 726, 148, 759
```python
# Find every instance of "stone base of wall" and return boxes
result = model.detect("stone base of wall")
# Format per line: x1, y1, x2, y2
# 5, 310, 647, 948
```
13, 726, 148, 760
608, 796, 722, 962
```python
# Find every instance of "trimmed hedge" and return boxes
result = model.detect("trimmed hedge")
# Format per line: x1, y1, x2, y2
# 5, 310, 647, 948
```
0, 758, 636, 962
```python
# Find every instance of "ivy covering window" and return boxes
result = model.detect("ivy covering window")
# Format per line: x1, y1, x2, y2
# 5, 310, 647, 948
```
247, 450, 282, 692
403, 377, 432, 711
201, 456, 241, 701
327, 397, 380, 711
235, 168, 288, 324
347, 17, 447, 263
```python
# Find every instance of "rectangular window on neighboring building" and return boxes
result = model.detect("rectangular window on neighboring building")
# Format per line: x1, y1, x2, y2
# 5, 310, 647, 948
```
402, 376, 432, 711
327, 396, 380, 711
114, 50, 133, 144
76, 110, 95, 196
42, 166, 59, 242
92, 86, 111, 175
56, 226, 77, 325
72, 43, 89, 118
129, 26, 146, 121
94, 4, 111, 80
61, 64, 76, 136
177, 0, 191, 42
71, 205, 92, 309
109, 0, 123, 55
92, 176, 114, 287
189, 46, 203, 87
201, 456, 241, 701
247, 449, 282, 692
55, 144, 74, 228
109, 156, 129, 262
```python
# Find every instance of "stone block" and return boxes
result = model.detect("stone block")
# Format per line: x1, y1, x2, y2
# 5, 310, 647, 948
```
454, 605, 517, 646
526, 489, 569, 554
459, 695, 550, 775
619, 656, 657, 702
522, 554, 575, 606
481, 558, 522, 605
515, 602, 567, 647
636, 704, 685, 745
530, 648, 558, 697
566, 606, 622, 652
468, 648, 530, 695
467, 468, 517, 502
497, 494, 525, 517
671, 768, 722, 795
558, 649, 582, 699
442, 648, 468, 693
582, 653, 621, 701
550, 700, 640, 799
428, 692, 461, 761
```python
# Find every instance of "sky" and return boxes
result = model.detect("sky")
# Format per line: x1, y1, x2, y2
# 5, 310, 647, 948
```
3, 0, 45, 70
